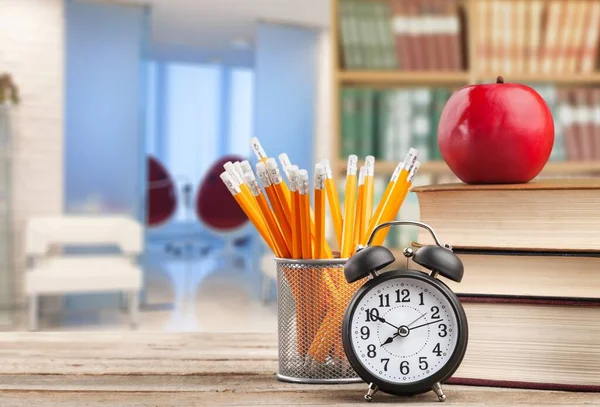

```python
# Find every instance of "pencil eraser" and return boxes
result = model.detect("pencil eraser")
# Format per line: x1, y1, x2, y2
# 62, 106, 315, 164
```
365, 156, 375, 176
256, 161, 267, 174
321, 159, 333, 179
265, 157, 278, 170
242, 171, 255, 183
315, 163, 325, 176
250, 137, 266, 159
279, 153, 292, 168
299, 169, 309, 180
240, 160, 252, 174
347, 155, 358, 175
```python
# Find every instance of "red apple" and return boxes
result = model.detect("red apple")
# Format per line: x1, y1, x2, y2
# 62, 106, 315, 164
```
438, 76, 554, 184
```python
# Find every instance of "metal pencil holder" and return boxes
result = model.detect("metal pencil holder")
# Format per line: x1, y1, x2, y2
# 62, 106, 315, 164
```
276, 257, 365, 383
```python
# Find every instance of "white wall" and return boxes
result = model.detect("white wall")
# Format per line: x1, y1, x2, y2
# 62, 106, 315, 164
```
0, 0, 65, 304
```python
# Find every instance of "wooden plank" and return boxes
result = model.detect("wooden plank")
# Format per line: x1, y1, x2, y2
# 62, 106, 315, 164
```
0, 384, 594, 406
0, 333, 595, 405
338, 71, 471, 86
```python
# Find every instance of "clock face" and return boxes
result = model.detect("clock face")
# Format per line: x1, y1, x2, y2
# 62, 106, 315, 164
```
348, 274, 460, 385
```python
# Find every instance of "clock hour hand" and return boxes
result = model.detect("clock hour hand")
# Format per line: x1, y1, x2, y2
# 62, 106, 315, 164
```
380, 333, 399, 347
409, 319, 444, 331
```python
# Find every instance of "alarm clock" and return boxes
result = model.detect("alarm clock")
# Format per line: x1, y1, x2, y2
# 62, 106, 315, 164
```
342, 221, 468, 402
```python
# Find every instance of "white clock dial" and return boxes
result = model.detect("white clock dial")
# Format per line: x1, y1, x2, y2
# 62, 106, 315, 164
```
350, 276, 459, 384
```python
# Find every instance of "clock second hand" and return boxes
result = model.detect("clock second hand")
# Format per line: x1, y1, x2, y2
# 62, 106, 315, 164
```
409, 319, 444, 331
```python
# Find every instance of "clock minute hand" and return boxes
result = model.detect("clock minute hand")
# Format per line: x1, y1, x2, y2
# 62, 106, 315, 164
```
373, 315, 400, 330
409, 319, 444, 331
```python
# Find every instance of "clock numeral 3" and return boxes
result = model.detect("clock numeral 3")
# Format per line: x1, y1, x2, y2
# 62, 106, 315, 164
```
367, 344, 377, 358
378, 294, 390, 307
365, 308, 379, 322
419, 357, 428, 370
433, 343, 442, 357
381, 358, 389, 371
360, 326, 370, 340
395, 289, 410, 303
400, 361, 410, 375
438, 323, 448, 337
431, 306, 440, 319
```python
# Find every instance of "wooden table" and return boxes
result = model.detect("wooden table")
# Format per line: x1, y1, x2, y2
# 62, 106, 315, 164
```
0, 333, 595, 406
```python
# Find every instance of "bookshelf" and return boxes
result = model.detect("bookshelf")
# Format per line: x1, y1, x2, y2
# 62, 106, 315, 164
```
331, 0, 600, 181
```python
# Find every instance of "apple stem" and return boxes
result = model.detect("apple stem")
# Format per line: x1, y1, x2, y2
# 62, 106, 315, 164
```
496, 76, 504, 84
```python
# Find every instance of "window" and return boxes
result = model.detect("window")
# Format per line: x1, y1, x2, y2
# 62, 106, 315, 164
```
145, 61, 254, 223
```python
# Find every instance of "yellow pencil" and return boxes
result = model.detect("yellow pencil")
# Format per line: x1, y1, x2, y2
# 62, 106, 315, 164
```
340, 155, 358, 258
314, 164, 327, 259
224, 161, 258, 212
250, 137, 292, 204
361, 149, 417, 245
278, 153, 293, 179
288, 165, 303, 259
220, 172, 275, 252
322, 159, 344, 249
266, 158, 292, 217
353, 166, 366, 253
298, 169, 313, 259
363, 156, 375, 236
243, 171, 291, 257
371, 161, 420, 246
256, 162, 293, 244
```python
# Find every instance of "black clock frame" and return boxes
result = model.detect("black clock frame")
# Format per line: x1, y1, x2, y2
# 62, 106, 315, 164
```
342, 269, 469, 397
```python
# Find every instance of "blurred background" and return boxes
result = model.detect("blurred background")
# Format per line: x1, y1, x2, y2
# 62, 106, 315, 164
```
0, 0, 599, 332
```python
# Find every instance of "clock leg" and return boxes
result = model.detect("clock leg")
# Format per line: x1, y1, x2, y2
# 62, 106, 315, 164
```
432, 382, 446, 402
364, 383, 379, 402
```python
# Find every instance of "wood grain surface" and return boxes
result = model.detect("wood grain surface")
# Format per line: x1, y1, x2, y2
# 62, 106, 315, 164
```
0, 332, 596, 406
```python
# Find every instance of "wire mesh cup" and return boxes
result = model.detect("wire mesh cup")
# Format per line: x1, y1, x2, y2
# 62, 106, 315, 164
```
276, 257, 365, 383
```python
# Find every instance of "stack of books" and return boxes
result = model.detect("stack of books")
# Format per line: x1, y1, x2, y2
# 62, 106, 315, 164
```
412, 180, 600, 390
338, 0, 464, 71
476, 0, 600, 75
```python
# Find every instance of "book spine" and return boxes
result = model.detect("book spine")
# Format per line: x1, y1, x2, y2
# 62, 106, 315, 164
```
581, 2, 600, 73
528, 1, 543, 74
383, 91, 396, 162
558, 0, 575, 74
503, 1, 514, 74
359, 89, 375, 157
391, 0, 409, 70
569, 1, 587, 74
491, 1, 503, 74
340, 87, 357, 159
420, 0, 436, 71
475, 0, 488, 74
377, 1, 398, 69
338, 0, 353, 69
593, 89, 600, 161
407, 0, 424, 71
411, 88, 432, 162
558, 89, 578, 161
542, 1, 560, 74
395, 90, 412, 161
446, 0, 462, 71
517, 0, 527, 74
367, 1, 384, 69
346, 0, 364, 69
574, 88, 594, 161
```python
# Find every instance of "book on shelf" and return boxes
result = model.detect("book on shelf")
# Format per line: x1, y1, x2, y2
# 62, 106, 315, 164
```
413, 180, 600, 252
449, 297, 600, 391
339, 85, 570, 165
476, 0, 600, 75
557, 87, 600, 161
339, 0, 464, 71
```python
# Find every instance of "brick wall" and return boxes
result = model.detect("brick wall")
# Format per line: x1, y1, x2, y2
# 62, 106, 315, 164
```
0, 0, 65, 305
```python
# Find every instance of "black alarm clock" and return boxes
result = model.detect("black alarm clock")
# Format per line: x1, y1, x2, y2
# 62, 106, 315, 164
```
342, 221, 468, 402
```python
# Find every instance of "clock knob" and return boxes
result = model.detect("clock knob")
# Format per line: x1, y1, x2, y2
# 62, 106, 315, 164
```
344, 246, 396, 283
412, 245, 464, 282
